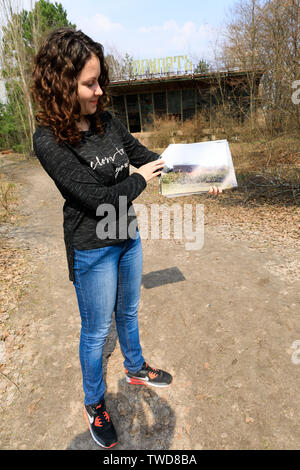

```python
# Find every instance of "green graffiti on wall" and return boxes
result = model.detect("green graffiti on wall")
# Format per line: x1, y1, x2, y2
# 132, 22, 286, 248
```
133, 55, 193, 75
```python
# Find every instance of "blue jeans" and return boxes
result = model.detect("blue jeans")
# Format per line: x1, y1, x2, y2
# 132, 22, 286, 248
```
73, 229, 145, 405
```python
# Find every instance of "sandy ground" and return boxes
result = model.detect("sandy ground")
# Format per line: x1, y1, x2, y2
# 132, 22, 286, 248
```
0, 154, 300, 450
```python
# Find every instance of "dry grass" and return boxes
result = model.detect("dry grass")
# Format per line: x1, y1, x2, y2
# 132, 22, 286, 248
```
147, 114, 212, 148
0, 241, 30, 318
229, 137, 300, 208
146, 111, 273, 148
0, 174, 18, 221
0, 169, 32, 369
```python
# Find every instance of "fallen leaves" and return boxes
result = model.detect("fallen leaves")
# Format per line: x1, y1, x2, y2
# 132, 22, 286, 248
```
245, 416, 255, 424
27, 399, 41, 417
196, 393, 207, 401
0, 241, 29, 316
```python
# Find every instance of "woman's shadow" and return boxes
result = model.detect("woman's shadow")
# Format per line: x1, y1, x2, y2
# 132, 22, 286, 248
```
66, 316, 176, 450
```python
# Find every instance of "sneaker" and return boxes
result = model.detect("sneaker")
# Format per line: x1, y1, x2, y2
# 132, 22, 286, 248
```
84, 399, 118, 449
125, 361, 173, 388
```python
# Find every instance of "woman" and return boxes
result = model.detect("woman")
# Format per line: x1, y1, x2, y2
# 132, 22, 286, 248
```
31, 27, 221, 449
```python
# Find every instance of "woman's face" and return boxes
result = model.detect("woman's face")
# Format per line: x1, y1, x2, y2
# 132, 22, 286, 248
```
77, 54, 103, 116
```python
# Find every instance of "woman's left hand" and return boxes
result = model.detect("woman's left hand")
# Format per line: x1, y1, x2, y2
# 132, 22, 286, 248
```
208, 186, 222, 195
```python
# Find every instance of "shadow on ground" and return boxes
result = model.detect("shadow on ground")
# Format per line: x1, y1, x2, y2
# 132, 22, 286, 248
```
142, 267, 186, 289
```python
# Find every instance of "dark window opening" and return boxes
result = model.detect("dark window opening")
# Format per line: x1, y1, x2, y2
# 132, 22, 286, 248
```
140, 93, 154, 130
153, 91, 167, 118
182, 89, 195, 121
112, 95, 127, 128
168, 90, 181, 120
126, 94, 141, 133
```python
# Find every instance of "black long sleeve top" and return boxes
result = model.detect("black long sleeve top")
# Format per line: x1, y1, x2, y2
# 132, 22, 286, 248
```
32, 110, 161, 282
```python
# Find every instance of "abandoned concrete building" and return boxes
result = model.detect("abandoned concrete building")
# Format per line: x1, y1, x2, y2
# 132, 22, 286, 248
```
107, 69, 264, 133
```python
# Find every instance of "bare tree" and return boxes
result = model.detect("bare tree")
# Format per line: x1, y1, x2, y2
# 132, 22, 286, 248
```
105, 44, 135, 81
221, 0, 264, 132
220, 0, 300, 135
105, 43, 124, 81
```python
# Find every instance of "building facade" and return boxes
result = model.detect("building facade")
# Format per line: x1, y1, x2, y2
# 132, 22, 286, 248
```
107, 70, 263, 133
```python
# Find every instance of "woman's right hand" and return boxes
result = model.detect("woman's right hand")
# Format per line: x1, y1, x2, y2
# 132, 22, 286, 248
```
133, 159, 165, 183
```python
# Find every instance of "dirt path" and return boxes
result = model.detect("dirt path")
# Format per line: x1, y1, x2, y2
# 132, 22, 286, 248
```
0, 154, 300, 450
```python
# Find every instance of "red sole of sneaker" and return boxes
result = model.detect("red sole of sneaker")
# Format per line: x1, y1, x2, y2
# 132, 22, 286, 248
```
126, 376, 173, 387
83, 408, 118, 449
126, 377, 148, 385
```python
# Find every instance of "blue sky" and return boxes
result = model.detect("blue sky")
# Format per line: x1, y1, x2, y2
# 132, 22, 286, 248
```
43, 0, 238, 65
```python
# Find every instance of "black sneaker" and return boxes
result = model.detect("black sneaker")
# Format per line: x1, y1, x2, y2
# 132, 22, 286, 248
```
125, 361, 173, 388
84, 399, 118, 449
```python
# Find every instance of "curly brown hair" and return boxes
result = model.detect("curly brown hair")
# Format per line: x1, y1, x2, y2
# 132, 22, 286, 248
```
31, 28, 110, 145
